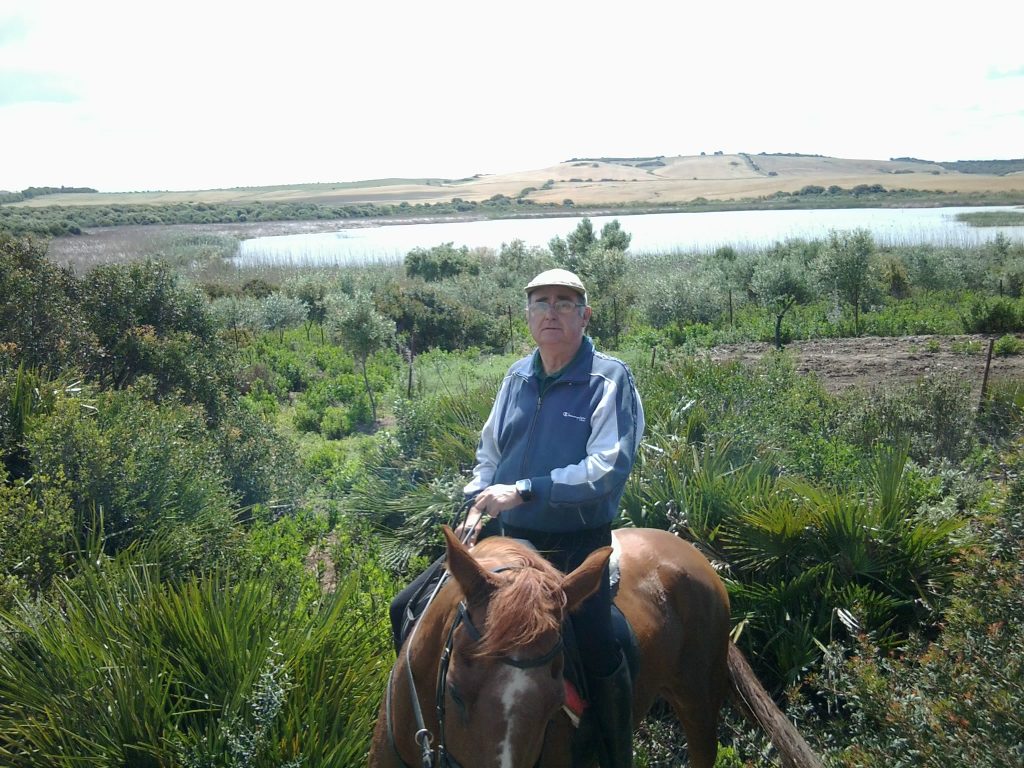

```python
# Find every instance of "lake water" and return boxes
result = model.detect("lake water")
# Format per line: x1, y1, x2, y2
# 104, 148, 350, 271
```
234, 206, 1024, 267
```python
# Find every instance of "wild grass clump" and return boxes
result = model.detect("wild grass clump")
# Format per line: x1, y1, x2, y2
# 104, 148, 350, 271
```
836, 375, 976, 465
0, 538, 393, 767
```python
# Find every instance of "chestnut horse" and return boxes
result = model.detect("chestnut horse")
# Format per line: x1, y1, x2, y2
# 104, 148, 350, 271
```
370, 525, 750, 768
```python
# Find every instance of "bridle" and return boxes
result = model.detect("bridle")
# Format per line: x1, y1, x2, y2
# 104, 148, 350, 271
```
386, 568, 565, 768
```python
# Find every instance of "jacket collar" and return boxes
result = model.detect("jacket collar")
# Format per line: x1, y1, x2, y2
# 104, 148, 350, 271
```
526, 336, 594, 383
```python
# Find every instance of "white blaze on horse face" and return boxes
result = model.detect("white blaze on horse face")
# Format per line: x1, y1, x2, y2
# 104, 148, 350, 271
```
495, 666, 535, 768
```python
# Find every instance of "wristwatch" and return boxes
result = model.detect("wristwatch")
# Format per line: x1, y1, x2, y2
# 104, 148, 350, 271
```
515, 478, 533, 502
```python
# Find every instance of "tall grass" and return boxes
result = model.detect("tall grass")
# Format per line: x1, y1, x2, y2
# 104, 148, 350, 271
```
0, 541, 391, 767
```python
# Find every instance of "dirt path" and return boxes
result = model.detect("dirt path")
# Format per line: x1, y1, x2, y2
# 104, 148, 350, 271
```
707, 334, 1024, 399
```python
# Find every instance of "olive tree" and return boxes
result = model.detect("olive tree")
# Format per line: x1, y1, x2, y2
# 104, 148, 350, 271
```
814, 229, 878, 334
751, 252, 811, 350
283, 272, 330, 342
549, 218, 634, 345
209, 296, 258, 345
256, 292, 308, 342
326, 291, 395, 423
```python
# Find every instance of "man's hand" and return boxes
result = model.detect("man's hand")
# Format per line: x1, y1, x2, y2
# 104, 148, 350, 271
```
454, 509, 485, 546
471, 484, 522, 519
455, 484, 523, 547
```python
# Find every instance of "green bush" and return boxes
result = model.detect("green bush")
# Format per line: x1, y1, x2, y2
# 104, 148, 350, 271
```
977, 378, 1024, 445
0, 470, 73, 610
215, 404, 301, 511
25, 381, 238, 567
800, 474, 1024, 767
961, 296, 1024, 334
405, 242, 481, 281
379, 281, 505, 352
82, 259, 216, 340
837, 375, 975, 464
292, 400, 322, 433
0, 235, 97, 372
993, 333, 1024, 356
634, 351, 855, 483
0, 544, 392, 767
320, 404, 353, 439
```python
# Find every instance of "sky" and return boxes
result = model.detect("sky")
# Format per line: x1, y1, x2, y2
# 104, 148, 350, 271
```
1, 0, 1022, 193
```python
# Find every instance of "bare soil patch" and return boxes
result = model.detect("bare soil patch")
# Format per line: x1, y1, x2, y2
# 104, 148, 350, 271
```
707, 334, 1024, 399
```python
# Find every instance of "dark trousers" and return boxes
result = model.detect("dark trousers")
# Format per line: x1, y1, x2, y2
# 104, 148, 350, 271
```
501, 522, 618, 677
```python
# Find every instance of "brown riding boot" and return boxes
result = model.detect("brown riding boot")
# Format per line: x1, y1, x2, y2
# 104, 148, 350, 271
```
588, 652, 633, 768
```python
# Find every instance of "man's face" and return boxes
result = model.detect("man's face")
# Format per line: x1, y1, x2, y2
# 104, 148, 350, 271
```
526, 286, 591, 348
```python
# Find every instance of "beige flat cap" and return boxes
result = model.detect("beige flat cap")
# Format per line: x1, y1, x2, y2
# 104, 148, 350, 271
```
524, 268, 588, 303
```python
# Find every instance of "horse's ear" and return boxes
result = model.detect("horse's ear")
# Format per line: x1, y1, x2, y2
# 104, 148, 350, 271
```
442, 525, 500, 599
561, 545, 612, 613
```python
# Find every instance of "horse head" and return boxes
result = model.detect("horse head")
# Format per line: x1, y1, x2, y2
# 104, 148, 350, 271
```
434, 525, 611, 768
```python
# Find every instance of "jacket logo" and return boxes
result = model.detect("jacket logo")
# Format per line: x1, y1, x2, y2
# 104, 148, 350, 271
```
562, 411, 587, 422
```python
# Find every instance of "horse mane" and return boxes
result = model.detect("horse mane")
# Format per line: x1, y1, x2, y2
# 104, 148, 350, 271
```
469, 538, 566, 659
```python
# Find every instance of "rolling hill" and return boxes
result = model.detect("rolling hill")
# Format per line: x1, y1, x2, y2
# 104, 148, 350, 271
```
7, 153, 1024, 209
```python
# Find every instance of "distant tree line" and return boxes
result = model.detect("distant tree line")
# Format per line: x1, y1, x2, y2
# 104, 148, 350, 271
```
0, 196, 568, 238
567, 155, 665, 163
0, 186, 98, 204
891, 157, 1024, 175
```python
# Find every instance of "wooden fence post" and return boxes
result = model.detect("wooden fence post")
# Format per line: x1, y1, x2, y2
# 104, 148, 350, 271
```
978, 335, 995, 413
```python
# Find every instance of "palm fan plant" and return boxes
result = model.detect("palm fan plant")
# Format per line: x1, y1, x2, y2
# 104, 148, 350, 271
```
0, 539, 390, 767
348, 374, 501, 574
722, 442, 966, 687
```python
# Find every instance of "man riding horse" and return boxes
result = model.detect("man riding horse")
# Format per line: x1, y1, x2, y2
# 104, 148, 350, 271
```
392, 268, 645, 767
380, 268, 826, 768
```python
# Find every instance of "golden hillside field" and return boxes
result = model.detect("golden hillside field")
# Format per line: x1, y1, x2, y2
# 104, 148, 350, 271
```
14, 154, 1024, 208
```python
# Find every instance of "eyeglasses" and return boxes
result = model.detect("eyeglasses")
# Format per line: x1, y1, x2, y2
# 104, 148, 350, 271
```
527, 300, 585, 316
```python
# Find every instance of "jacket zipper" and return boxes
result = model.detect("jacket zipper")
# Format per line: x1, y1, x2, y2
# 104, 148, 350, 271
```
520, 389, 543, 477
519, 377, 577, 477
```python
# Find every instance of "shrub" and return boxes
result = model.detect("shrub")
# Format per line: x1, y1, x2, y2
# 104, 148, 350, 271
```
0, 234, 97, 371
79, 261, 231, 415
0, 544, 393, 768
993, 333, 1024, 356
25, 381, 238, 566
404, 242, 480, 281
961, 296, 1024, 333
837, 376, 975, 464
320, 404, 353, 438
292, 400, 322, 433
215, 404, 301, 511
379, 281, 504, 351
800, 474, 1024, 767
978, 378, 1024, 444
0, 470, 73, 610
